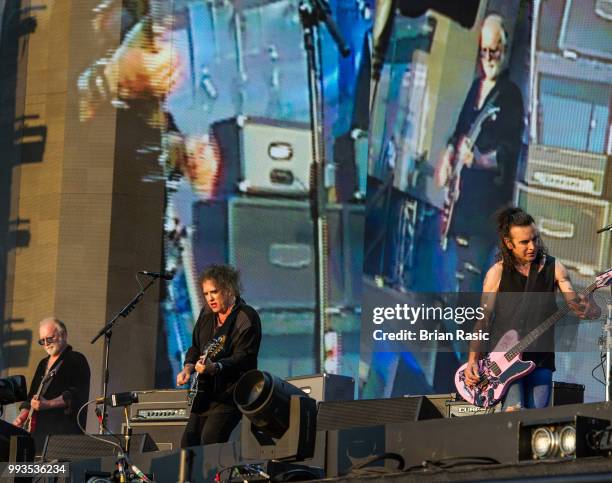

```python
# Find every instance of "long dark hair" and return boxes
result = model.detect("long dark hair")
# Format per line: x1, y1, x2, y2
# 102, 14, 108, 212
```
495, 207, 547, 271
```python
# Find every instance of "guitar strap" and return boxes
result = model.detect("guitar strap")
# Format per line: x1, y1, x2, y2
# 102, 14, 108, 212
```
41, 360, 63, 397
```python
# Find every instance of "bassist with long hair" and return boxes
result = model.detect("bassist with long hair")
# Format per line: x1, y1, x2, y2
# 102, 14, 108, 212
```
458, 208, 602, 411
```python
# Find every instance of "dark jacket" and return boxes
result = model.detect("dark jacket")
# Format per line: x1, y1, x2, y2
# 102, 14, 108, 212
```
20, 346, 90, 451
449, 70, 524, 238
185, 299, 262, 412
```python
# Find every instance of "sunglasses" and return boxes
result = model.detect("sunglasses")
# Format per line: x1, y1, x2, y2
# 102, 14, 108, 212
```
37, 335, 60, 346
480, 47, 503, 60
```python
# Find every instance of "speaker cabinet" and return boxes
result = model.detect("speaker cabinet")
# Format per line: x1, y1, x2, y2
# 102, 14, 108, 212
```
286, 374, 355, 403
227, 197, 364, 309
551, 381, 584, 406
516, 183, 610, 276
125, 422, 186, 452
316, 396, 444, 431
41, 434, 158, 461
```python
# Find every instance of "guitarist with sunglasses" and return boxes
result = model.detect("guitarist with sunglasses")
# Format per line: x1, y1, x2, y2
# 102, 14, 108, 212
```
176, 264, 262, 447
12, 318, 90, 452
434, 14, 524, 293
462, 208, 601, 411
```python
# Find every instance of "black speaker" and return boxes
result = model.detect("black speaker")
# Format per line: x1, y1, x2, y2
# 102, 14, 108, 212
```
316, 396, 444, 431
228, 197, 364, 309
551, 381, 584, 406
41, 433, 158, 461
286, 374, 355, 403
0, 421, 34, 462
125, 422, 186, 452
193, 200, 229, 276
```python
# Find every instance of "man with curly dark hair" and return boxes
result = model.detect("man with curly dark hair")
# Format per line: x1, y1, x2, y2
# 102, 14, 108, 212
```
176, 264, 261, 446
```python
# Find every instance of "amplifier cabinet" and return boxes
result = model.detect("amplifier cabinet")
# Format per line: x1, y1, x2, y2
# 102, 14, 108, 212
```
286, 373, 355, 403
128, 389, 190, 422
239, 116, 312, 197
228, 197, 364, 309
516, 183, 610, 276
123, 422, 186, 452
525, 144, 610, 197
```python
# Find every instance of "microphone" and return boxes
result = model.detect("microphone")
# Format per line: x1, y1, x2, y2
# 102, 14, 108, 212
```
95, 391, 139, 408
597, 223, 612, 234
138, 270, 175, 280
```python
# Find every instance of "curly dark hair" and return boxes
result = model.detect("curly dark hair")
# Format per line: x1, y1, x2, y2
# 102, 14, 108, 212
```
199, 264, 242, 299
495, 206, 547, 270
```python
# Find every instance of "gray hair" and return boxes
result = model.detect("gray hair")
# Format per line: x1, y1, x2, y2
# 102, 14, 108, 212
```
40, 317, 67, 336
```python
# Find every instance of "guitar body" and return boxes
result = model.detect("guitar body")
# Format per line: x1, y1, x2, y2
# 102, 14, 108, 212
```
454, 330, 535, 408
438, 106, 500, 250
187, 336, 226, 408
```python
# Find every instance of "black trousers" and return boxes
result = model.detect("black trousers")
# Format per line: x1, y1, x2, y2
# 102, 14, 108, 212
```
180, 404, 242, 448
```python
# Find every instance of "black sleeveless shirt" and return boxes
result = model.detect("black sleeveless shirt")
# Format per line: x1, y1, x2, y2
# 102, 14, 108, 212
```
493, 255, 557, 371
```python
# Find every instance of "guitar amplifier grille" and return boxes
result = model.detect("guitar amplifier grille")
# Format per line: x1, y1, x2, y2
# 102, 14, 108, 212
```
516, 183, 610, 276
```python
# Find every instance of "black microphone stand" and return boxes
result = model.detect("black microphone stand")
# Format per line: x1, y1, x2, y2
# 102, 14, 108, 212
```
597, 224, 611, 401
298, 0, 350, 372
90, 276, 158, 433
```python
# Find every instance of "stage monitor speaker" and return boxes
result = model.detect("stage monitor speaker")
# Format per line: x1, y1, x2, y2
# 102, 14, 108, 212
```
516, 183, 610, 277
316, 396, 444, 431
124, 422, 186, 452
551, 381, 584, 406
0, 421, 34, 462
41, 434, 158, 461
228, 197, 364, 309
286, 374, 355, 403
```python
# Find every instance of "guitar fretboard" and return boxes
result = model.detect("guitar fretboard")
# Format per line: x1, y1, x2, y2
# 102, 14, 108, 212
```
504, 282, 598, 361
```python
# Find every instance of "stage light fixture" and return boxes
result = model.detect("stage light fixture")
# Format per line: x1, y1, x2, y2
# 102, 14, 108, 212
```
519, 416, 610, 461
0, 375, 27, 405
234, 370, 318, 461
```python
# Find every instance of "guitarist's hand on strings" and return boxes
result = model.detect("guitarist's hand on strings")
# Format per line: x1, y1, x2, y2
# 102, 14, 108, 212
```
195, 359, 219, 376
458, 138, 474, 168
464, 359, 481, 388
568, 293, 601, 320
30, 395, 49, 411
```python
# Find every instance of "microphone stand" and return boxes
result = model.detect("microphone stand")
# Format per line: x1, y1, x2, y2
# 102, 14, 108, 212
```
298, 0, 350, 372
597, 224, 611, 401
91, 276, 158, 433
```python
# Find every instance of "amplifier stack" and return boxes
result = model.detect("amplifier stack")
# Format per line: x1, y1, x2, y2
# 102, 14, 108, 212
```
124, 390, 190, 451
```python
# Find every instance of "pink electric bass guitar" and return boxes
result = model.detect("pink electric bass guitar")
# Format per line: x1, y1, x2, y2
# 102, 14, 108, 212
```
455, 268, 612, 407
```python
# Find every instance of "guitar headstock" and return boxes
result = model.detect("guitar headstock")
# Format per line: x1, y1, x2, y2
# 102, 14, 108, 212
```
595, 268, 612, 290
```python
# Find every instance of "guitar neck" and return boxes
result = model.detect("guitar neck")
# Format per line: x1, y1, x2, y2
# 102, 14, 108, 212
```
506, 283, 597, 359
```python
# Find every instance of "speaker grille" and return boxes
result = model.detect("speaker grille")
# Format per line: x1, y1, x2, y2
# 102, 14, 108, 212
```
316, 397, 443, 431
42, 434, 157, 461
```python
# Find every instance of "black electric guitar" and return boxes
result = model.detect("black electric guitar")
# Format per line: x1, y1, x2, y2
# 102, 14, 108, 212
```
439, 104, 500, 250
187, 336, 226, 407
